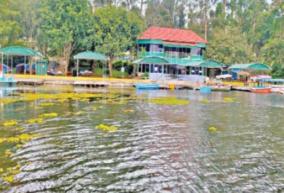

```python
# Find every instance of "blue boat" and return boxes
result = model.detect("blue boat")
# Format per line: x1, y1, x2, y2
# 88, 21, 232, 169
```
0, 64, 16, 87
135, 83, 160, 90
0, 76, 16, 87
200, 86, 212, 94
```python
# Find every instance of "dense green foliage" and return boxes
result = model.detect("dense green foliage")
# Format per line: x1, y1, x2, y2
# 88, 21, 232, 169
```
38, 0, 95, 74
0, 0, 22, 46
0, 0, 283, 77
93, 6, 143, 76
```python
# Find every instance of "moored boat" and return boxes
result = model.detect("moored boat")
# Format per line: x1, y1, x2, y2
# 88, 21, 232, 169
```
250, 87, 272, 94
0, 74, 16, 87
200, 86, 212, 94
135, 83, 160, 90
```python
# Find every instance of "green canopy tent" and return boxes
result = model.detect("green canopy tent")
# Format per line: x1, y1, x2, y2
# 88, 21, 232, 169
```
0, 46, 43, 75
73, 51, 107, 77
229, 63, 271, 71
229, 63, 271, 78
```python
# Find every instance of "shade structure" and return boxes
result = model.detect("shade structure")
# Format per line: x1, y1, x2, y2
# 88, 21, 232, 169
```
73, 51, 107, 77
0, 46, 42, 57
229, 63, 271, 71
73, 51, 107, 61
238, 71, 250, 76
133, 56, 169, 64
200, 60, 224, 69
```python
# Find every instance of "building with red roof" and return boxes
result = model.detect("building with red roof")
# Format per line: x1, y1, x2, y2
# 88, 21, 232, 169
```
138, 26, 207, 46
134, 26, 223, 80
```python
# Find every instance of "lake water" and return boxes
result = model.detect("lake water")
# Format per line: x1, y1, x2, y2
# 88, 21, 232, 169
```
0, 87, 284, 193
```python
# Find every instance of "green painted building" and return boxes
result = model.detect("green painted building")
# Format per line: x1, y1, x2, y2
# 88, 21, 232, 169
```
135, 26, 223, 81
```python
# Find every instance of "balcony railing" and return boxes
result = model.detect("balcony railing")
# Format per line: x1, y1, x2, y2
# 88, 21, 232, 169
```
138, 51, 204, 65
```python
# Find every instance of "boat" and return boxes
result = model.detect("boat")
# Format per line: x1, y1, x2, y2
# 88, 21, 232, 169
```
135, 83, 160, 90
0, 76, 16, 87
200, 86, 212, 94
250, 87, 272, 94
0, 64, 16, 87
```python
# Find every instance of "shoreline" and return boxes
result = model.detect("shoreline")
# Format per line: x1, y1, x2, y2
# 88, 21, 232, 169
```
8, 74, 201, 89
5, 74, 284, 94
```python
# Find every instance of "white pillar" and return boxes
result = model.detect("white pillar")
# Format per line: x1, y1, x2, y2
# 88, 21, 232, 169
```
0, 52, 3, 78
24, 56, 27, 75
76, 59, 79, 77
10, 56, 13, 74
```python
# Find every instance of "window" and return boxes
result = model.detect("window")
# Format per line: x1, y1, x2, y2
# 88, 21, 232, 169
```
138, 44, 150, 52
179, 48, 191, 58
150, 44, 163, 52
191, 48, 202, 56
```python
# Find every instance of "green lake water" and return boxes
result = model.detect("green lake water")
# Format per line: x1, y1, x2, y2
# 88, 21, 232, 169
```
0, 87, 284, 192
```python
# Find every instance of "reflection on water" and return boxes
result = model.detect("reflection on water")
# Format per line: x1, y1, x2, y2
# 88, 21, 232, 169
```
0, 87, 284, 192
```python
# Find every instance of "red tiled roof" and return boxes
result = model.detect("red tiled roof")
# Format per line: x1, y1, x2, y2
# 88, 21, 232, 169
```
138, 26, 207, 45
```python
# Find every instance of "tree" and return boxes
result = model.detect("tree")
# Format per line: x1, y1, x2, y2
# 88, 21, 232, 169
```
0, 0, 22, 46
175, 3, 186, 28
93, 6, 144, 76
39, 0, 94, 74
14, 0, 42, 47
206, 27, 255, 65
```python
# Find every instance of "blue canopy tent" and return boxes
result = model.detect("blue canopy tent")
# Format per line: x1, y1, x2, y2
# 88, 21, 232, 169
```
16, 63, 36, 74
2, 64, 10, 73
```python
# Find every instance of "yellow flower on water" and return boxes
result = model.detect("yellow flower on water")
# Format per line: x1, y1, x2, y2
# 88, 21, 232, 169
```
6, 137, 20, 143
223, 97, 235, 103
15, 127, 24, 131
0, 138, 6, 144
26, 118, 44, 124
74, 111, 84, 115
1, 133, 38, 145
200, 99, 209, 104
80, 98, 89, 102
39, 102, 54, 107
4, 149, 13, 157
16, 144, 23, 149
3, 120, 18, 127
18, 133, 36, 142
123, 109, 134, 113
39, 113, 58, 119
96, 124, 118, 133
3, 175, 14, 183
57, 99, 67, 103
0, 168, 3, 173
150, 97, 189, 105
208, 127, 218, 132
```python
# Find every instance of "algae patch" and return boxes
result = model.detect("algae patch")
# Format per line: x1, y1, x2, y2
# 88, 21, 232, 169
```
96, 124, 118, 133
149, 97, 189, 105
2, 120, 18, 127
26, 118, 44, 124
39, 113, 58, 119
223, 97, 235, 103
208, 127, 218, 132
